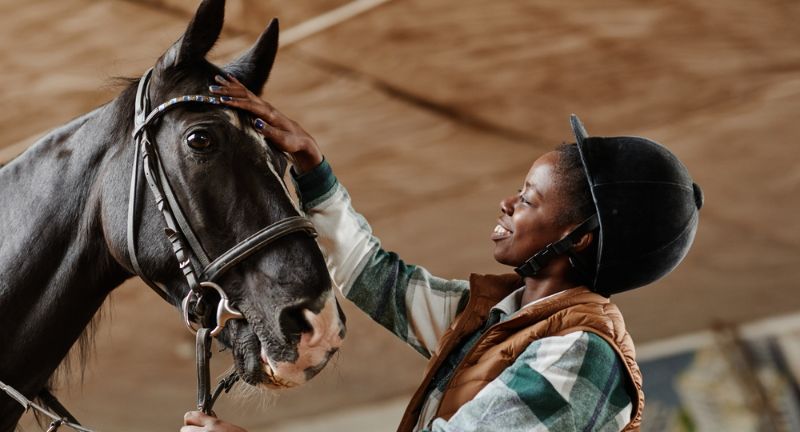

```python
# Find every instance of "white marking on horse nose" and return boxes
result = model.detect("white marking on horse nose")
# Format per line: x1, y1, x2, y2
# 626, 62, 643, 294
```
301, 295, 343, 349
303, 308, 325, 347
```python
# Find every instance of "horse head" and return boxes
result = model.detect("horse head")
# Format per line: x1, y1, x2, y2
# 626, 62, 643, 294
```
105, 0, 345, 389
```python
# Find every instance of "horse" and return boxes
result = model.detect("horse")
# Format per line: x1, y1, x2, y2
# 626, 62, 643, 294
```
0, 0, 346, 429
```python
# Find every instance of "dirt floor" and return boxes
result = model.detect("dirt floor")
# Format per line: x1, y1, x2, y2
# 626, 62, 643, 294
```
2, 0, 799, 430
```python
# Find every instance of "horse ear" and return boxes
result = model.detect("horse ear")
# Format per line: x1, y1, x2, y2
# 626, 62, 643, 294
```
223, 18, 279, 95
157, 0, 226, 69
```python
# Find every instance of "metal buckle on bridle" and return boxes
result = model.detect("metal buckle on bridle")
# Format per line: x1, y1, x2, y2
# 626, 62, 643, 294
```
182, 281, 244, 337
46, 419, 65, 432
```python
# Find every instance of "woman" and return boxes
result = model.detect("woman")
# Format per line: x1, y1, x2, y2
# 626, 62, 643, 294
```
181, 75, 703, 431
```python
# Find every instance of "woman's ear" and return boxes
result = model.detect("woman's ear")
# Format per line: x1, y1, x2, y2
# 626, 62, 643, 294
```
572, 231, 594, 253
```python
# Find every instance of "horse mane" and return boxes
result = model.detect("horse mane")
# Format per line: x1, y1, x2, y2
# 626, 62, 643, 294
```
34, 77, 140, 421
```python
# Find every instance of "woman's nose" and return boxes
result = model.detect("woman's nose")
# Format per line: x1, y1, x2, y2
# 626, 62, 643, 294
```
500, 195, 515, 216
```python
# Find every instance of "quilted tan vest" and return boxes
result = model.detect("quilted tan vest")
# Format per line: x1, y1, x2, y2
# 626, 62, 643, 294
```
397, 273, 644, 432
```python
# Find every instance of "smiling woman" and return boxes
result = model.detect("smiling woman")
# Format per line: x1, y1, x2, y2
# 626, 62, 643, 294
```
492, 145, 599, 302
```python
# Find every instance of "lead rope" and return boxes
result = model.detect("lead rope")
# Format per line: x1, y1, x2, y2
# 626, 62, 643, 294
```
196, 329, 214, 415
195, 328, 240, 416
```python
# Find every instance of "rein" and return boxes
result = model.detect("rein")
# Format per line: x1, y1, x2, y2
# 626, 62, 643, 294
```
0, 380, 93, 432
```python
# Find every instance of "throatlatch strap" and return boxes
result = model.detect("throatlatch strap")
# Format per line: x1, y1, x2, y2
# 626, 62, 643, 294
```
127, 69, 172, 302
514, 214, 599, 278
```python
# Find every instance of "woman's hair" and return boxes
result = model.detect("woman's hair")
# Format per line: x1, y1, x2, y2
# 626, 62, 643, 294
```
555, 143, 595, 225
555, 143, 599, 285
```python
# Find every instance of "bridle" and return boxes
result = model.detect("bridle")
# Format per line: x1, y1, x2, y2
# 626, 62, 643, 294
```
127, 68, 317, 414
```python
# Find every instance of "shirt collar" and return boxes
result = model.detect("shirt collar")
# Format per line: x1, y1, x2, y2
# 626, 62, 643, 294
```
490, 286, 571, 318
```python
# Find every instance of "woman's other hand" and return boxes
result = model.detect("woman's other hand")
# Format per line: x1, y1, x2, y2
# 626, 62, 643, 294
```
181, 411, 249, 432
210, 74, 323, 174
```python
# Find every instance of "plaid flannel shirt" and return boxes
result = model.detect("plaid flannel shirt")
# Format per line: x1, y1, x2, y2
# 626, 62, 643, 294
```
293, 160, 633, 432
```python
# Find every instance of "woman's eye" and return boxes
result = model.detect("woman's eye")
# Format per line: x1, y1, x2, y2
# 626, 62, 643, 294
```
186, 131, 212, 150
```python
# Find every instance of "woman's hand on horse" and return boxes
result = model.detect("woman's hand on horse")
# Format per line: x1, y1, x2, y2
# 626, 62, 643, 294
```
211, 74, 323, 174
181, 411, 249, 432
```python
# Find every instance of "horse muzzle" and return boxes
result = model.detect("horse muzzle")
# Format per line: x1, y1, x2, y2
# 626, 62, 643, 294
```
259, 292, 345, 388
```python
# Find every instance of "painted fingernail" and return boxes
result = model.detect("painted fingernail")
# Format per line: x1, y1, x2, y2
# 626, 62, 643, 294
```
220, 96, 232, 102
254, 118, 266, 130
209, 85, 222, 92
214, 75, 227, 83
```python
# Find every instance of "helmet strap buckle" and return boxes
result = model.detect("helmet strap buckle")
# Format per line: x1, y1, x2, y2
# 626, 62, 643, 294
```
514, 214, 599, 279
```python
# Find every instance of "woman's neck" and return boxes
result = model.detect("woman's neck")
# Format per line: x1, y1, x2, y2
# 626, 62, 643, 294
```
520, 257, 583, 306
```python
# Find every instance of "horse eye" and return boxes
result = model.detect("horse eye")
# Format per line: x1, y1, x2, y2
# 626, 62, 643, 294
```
186, 131, 212, 150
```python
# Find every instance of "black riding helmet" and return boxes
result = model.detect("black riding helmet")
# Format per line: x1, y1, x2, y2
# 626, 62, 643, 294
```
515, 115, 703, 296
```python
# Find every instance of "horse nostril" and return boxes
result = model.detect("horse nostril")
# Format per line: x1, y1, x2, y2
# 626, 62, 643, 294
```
279, 295, 344, 348
279, 306, 312, 341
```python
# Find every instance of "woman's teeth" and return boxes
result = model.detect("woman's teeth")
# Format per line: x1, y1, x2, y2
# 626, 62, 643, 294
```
494, 225, 511, 235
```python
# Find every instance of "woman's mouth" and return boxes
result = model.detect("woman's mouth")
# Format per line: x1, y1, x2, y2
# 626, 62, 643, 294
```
491, 223, 512, 241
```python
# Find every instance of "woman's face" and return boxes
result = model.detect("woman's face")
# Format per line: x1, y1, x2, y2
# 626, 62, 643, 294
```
492, 151, 574, 266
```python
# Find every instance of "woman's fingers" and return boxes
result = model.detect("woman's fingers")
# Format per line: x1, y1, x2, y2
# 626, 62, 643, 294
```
225, 73, 246, 86
210, 74, 294, 129
206, 74, 318, 158
211, 74, 245, 93
214, 75, 231, 85
216, 97, 266, 117
209, 76, 247, 98
215, 97, 252, 109
208, 85, 247, 98
184, 411, 216, 426
258, 102, 295, 130
218, 98, 281, 127
181, 411, 248, 432
257, 120, 289, 141
214, 74, 248, 92
254, 118, 304, 152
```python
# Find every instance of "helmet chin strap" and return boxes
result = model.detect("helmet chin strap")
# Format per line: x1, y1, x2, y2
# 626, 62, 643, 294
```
514, 214, 600, 279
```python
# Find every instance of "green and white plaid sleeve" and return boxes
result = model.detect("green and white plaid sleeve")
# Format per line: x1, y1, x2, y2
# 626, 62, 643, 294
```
424, 331, 633, 432
293, 160, 470, 358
